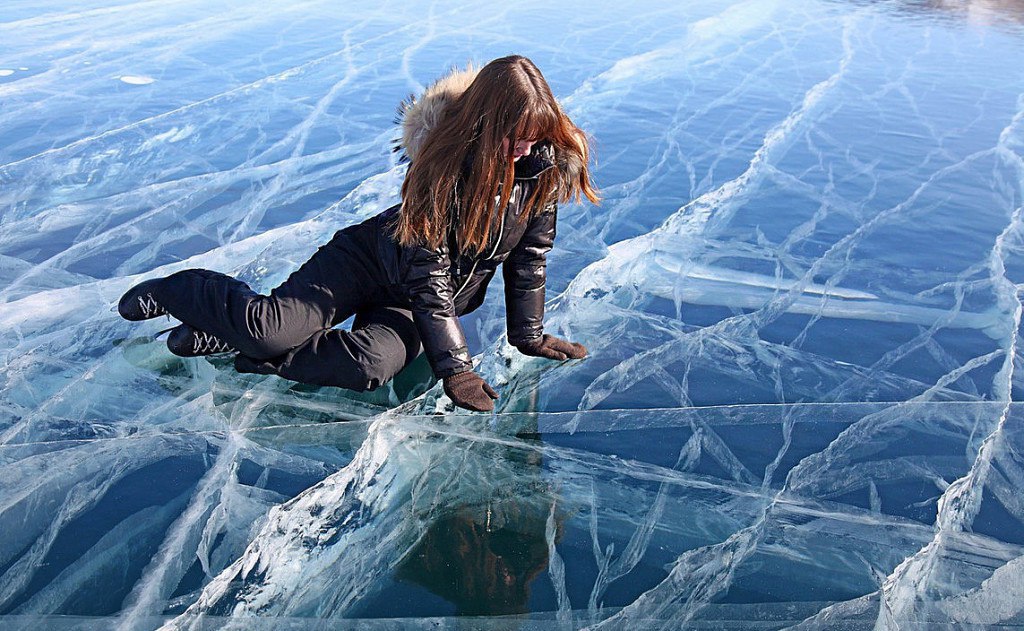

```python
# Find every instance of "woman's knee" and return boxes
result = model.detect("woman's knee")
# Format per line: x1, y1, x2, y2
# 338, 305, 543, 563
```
295, 344, 406, 392
254, 351, 385, 392
239, 320, 419, 392
356, 359, 400, 392
233, 293, 332, 359
152, 268, 213, 302
239, 336, 298, 361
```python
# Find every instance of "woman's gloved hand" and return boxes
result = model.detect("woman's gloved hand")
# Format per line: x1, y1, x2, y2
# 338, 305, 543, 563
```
513, 334, 588, 361
443, 370, 500, 412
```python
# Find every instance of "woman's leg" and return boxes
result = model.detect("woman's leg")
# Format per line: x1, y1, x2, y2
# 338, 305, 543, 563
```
149, 267, 334, 360
233, 306, 422, 392
150, 234, 374, 360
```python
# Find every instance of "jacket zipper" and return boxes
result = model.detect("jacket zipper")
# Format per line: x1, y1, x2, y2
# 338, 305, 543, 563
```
450, 149, 554, 297
453, 191, 507, 300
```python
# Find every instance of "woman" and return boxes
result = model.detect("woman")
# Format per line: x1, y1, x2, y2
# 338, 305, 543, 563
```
117, 54, 601, 412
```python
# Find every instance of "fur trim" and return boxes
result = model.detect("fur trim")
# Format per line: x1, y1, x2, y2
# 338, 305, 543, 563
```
392, 63, 480, 163
556, 143, 585, 188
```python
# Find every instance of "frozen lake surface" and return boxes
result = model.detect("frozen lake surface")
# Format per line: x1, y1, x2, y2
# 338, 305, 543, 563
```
2, 0, 1024, 628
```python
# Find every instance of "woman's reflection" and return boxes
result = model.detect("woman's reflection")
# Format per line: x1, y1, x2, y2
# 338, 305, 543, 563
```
395, 368, 565, 618
396, 489, 554, 616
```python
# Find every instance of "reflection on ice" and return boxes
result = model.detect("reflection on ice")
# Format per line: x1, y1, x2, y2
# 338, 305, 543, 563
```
2, 0, 1024, 628
151, 401, 1024, 628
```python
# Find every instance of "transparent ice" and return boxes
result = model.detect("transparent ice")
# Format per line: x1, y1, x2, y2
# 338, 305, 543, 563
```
2, 0, 1024, 628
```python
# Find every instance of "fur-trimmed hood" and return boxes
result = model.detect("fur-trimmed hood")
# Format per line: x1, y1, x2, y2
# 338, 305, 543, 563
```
391, 64, 584, 182
393, 64, 480, 164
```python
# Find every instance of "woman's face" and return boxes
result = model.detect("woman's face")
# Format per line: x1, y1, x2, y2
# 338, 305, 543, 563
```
501, 137, 539, 161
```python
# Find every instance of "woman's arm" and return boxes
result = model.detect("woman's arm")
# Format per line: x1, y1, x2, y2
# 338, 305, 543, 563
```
502, 200, 557, 345
405, 246, 499, 410
503, 201, 588, 361
404, 240, 474, 379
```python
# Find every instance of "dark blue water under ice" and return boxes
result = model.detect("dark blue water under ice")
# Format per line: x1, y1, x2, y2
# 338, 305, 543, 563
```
2, 0, 1024, 628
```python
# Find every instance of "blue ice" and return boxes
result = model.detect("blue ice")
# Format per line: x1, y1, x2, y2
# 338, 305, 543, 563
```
2, 0, 1024, 628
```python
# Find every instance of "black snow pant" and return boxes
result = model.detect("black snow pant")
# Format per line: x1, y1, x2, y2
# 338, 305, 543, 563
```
150, 226, 422, 392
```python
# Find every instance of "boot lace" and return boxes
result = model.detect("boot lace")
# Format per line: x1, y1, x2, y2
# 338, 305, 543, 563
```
137, 293, 166, 319
192, 330, 234, 354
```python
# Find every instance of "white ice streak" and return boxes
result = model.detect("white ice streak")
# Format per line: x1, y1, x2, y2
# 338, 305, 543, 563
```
874, 95, 1024, 629
546, 501, 574, 629
645, 243, 998, 333
586, 435, 699, 624
563, 0, 782, 108
116, 384, 280, 630
0, 165, 402, 338
0, 433, 208, 611
162, 413, 444, 626
556, 12, 863, 425
938, 552, 1024, 625
571, 14, 987, 627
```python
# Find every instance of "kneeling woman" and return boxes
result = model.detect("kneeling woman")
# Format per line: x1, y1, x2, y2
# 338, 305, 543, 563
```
118, 54, 601, 412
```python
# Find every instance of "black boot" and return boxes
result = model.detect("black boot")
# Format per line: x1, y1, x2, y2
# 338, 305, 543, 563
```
166, 324, 236, 357
118, 278, 170, 321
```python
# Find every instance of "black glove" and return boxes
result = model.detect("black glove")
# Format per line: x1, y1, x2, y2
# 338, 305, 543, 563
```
443, 370, 499, 412
513, 334, 588, 361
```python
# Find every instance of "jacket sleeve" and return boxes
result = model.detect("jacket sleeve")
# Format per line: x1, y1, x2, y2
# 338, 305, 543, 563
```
403, 240, 474, 379
502, 200, 557, 345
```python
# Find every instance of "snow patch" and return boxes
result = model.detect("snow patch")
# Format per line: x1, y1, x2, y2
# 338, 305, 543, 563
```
118, 75, 155, 85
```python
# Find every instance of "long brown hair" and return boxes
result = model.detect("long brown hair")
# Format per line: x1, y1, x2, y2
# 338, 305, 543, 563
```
392, 55, 601, 254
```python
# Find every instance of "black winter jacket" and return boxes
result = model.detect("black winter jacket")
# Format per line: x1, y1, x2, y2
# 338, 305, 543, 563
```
363, 142, 559, 379
360, 64, 583, 379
